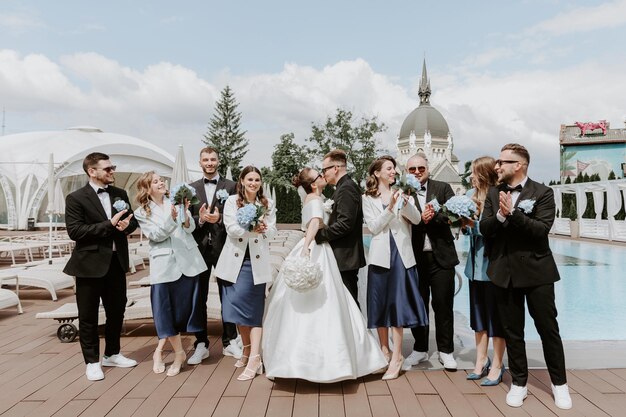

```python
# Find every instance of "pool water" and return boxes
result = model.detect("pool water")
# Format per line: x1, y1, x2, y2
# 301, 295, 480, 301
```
454, 237, 626, 341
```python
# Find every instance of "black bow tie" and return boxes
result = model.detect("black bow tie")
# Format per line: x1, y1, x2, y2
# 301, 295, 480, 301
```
204, 178, 218, 185
97, 188, 108, 194
506, 184, 523, 192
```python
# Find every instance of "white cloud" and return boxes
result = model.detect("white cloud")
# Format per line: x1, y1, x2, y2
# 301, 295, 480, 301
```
0, 12, 44, 34
1, 49, 625, 183
527, 0, 626, 36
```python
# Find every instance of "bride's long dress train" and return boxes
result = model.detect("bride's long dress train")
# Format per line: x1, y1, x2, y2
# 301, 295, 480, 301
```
263, 237, 387, 383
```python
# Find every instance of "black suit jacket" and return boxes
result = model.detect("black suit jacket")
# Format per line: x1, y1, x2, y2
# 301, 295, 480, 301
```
480, 178, 560, 288
190, 176, 237, 264
411, 179, 459, 269
63, 184, 138, 278
315, 174, 366, 271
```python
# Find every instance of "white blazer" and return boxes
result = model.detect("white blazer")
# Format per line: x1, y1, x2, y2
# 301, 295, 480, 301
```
362, 194, 421, 269
134, 199, 208, 285
214, 195, 277, 285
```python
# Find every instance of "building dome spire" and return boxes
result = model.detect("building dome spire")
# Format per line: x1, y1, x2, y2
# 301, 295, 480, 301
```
418, 58, 431, 105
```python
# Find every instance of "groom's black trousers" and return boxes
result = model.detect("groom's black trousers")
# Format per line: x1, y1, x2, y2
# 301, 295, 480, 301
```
340, 269, 360, 309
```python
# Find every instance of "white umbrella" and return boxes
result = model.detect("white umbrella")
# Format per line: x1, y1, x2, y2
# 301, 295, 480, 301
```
271, 186, 277, 204
226, 165, 233, 181
46, 153, 55, 262
52, 179, 65, 232
171, 145, 190, 186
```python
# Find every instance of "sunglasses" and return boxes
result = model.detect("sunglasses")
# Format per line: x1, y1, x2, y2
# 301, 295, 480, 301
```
321, 164, 344, 174
407, 166, 426, 174
494, 160, 520, 166
97, 165, 117, 173
312, 173, 322, 181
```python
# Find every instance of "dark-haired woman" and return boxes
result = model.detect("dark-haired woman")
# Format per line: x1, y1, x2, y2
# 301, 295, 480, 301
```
262, 167, 386, 383
362, 156, 428, 380
134, 172, 207, 377
214, 166, 276, 381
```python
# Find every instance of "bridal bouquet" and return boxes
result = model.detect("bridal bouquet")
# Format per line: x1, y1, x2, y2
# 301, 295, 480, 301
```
236, 203, 267, 231
441, 195, 477, 238
170, 183, 200, 225
281, 255, 323, 292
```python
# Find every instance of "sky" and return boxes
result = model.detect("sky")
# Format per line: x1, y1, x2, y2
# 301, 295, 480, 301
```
1, 0, 626, 182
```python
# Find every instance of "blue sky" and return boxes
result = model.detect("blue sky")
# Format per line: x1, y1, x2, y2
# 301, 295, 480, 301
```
2, 0, 626, 181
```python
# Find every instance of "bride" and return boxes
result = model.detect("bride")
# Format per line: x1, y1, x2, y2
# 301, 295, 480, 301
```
262, 167, 387, 383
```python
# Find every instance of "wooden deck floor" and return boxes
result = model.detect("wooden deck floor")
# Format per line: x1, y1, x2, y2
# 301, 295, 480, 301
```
2, 286, 626, 417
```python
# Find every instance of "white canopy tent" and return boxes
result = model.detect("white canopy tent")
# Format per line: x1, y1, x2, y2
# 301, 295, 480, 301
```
0, 127, 200, 230
551, 179, 626, 241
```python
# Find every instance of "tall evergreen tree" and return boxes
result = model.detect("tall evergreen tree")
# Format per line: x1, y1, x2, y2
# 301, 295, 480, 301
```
203, 85, 248, 179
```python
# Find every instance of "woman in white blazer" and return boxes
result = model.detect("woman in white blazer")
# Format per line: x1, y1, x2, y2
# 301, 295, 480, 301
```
134, 172, 208, 377
214, 166, 276, 381
362, 156, 428, 380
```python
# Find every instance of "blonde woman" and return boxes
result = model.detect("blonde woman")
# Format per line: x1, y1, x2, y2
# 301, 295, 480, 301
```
214, 166, 277, 381
362, 156, 428, 380
134, 172, 207, 377
462, 156, 506, 385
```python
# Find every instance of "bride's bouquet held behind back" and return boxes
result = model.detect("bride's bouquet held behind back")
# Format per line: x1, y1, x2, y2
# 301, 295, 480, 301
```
281, 254, 323, 292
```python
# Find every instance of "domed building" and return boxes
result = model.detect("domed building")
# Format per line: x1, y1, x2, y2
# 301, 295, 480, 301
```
396, 60, 464, 195
0, 127, 198, 230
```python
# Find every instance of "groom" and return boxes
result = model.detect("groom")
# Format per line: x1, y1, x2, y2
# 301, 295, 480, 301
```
315, 149, 366, 306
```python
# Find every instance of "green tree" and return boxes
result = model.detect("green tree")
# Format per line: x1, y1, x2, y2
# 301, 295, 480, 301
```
266, 133, 310, 189
203, 85, 248, 178
461, 161, 472, 189
307, 108, 387, 188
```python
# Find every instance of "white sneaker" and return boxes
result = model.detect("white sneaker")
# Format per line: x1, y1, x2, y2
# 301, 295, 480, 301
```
102, 353, 137, 368
552, 383, 572, 410
506, 384, 528, 407
86, 362, 104, 381
405, 351, 429, 366
223, 340, 242, 359
438, 352, 457, 371
187, 342, 210, 365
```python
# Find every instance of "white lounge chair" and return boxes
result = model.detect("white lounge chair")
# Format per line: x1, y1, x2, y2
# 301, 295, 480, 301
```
3, 269, 75, 301
0, 276, 23, 314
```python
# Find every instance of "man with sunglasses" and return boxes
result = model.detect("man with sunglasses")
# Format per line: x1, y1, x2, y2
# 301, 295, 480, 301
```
64, 152, 139, 381
404, 154, 459, 371
315, 149, 366, 306
481, 143, 571, 409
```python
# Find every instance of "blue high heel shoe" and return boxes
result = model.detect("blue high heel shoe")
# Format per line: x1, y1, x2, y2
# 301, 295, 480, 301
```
466, 357, 491, 380
480, 366, 505, 386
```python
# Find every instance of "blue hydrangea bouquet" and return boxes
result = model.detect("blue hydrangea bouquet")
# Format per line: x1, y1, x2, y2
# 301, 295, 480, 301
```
392, 172, 422, 210
236, 203, 267, 232
170, 183, 200, 225
440, 195, 477, 238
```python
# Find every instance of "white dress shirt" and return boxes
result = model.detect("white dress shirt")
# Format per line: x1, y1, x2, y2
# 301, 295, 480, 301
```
89, 181, 115, 250
497, 176, 529, 222
415, 185, 433, 251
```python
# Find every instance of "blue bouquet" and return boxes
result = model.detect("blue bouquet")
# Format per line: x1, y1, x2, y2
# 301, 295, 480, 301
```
237, 203, 267, 232
392, 172, 422, 209
170, 183, 200, 225
441, 195, 477, 238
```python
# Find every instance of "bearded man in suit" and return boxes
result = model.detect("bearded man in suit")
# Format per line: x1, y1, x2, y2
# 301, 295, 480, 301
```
187, 147, 241, 365
481, 143, 571, 410
315, 149, 366, 307
64, 152, 138, 381
404, 153, 460, 371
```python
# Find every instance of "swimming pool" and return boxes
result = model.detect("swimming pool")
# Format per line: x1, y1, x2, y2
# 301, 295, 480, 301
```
454, 237, 626, 341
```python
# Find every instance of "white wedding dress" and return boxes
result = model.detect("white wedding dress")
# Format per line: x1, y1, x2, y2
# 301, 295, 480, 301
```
263, 198, 387, 383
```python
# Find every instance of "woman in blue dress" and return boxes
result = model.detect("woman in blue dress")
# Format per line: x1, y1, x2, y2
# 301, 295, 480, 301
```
463, 156, 506, 385
134, 172, 207, 377
214, 166, 276, 381
362, 156, 428, 380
